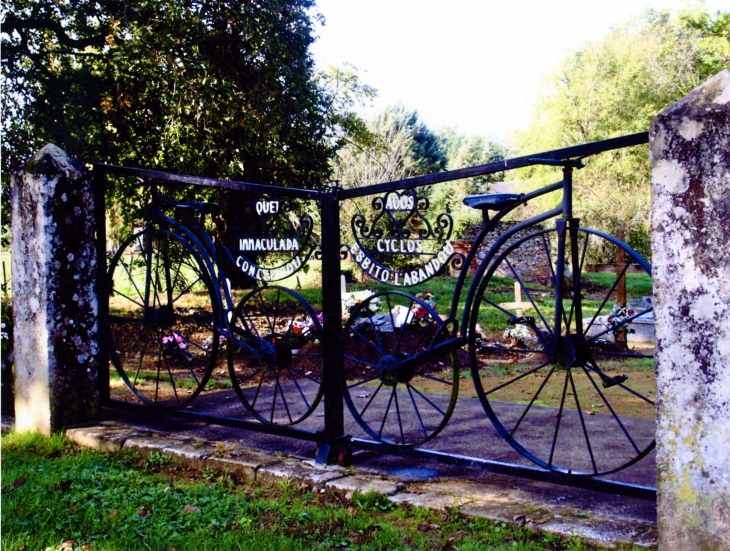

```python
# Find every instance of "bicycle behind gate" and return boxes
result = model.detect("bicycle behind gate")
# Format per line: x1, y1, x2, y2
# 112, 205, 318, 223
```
336, 145, 655, 477
105, 180, 327, 426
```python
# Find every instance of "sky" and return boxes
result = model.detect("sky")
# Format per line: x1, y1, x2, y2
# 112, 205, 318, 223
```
309, 0, 727, 142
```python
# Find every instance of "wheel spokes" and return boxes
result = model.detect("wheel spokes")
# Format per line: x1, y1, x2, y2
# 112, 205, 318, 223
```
470, 227, 655, 475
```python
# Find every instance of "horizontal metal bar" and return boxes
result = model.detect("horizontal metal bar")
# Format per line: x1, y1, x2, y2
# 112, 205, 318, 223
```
94, 164, 320, 200
340, 132, 649, 200
105, 400, 326, 443
349, 438, 657, 501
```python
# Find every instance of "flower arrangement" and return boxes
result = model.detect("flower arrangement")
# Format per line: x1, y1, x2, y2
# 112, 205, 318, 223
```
502, 323, 538, 347
342, 290, 381, 320
415, 289, 437, 309
202, 335, 227, 353
411, 289, 437, 320
162, 332, 193, 362
290, 312, 323, 343
471, 323, 487, 348
604, 301, 636, 341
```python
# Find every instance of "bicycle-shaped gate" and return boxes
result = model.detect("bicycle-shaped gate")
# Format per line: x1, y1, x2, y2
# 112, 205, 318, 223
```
96, 131, 655, 498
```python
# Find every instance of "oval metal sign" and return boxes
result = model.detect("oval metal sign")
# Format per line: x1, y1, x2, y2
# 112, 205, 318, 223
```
232, 197, 316, 282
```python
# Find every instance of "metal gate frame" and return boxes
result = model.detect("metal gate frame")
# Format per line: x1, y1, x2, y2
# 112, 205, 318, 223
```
95, 131, 655, 501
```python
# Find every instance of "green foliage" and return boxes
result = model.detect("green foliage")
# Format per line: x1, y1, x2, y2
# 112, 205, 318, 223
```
514, 8, 730, 261
333, 104, 446, 191
2, 1, 372, 232
144, 451, 171, 469
317, 63, 379, 151
583, 272, 653, 296
350, 491, 396, 512
429, 129, 509, 236
1, 431, 73, 458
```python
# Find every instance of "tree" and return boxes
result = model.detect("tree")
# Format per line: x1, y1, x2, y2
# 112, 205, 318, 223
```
316, 63, 378, 152
513, 8, 730, 260
2, 0, 360, 233
429, 130, 508, 235
332, 104, 446, 188
333, 107, 508, 240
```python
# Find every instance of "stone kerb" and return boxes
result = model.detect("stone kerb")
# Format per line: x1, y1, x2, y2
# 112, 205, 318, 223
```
10, 144, 100, 434
650, 70, 730, 551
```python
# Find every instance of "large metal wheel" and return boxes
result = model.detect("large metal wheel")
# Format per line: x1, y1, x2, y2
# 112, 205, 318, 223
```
106, 228, 219, 407
227, 286, 324, 425
339, 291, 459, 446
468, 226, 655, 475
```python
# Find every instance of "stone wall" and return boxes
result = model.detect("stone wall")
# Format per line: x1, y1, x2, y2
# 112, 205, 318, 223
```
462, 221, 551, 282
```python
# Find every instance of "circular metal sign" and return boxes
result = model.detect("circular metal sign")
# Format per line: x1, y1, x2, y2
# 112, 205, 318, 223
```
344, 189, 460, 286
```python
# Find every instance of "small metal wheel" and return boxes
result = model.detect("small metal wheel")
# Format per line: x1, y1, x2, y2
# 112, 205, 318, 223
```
227, 286, 324, 425
468, 227, 655, 476
106, 228, 220, 407
339, 291, 459, 446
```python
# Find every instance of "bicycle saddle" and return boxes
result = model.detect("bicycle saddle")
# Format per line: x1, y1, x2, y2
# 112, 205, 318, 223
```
160, 195, 220, 216
175, 201, 220, 216
463, 193, 522, 211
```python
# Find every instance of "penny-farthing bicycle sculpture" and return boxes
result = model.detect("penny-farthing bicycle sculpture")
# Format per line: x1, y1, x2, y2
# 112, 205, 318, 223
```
338, 157, 655, 476
106, 181, 324, 425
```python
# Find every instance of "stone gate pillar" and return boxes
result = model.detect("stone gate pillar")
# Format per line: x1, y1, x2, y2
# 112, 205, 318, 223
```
10, 144, 100, 434
651, 70, 730, 550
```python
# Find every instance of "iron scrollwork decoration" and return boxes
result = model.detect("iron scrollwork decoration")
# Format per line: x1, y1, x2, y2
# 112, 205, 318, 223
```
232, 196, 316, 282
345, 189, 461, 286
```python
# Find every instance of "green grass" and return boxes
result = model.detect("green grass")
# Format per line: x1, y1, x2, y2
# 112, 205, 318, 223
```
109, 370, 232, 390
343, 275, 472, 316
1, 432, 634, 551
583, 272, 652, 296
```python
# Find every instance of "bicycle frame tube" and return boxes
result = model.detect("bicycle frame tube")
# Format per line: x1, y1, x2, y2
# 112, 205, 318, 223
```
553, 219, 568, 350
562, 165, 573, 219
437, 174, 566, 336
445, 181, 563, 324
97, 163, 319, 200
